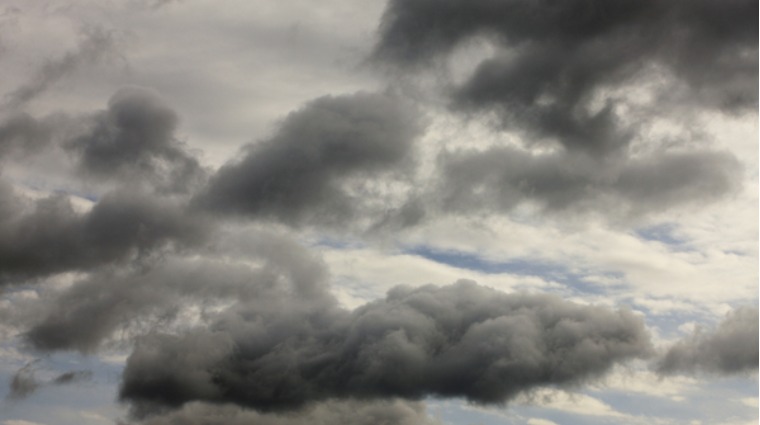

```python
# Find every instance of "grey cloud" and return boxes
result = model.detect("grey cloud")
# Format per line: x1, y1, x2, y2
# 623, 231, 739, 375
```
657, 306, 759, 375
120, 280, 652, 416
24, 228, 331, 353
7, 361, 91, 400
194, 91, 422, 225
3, 27, 119, 111
7, 361, 40, 400
373, 0, 757, 155
123, 399, 442, 425
0, 186, 208, 285
429, 146, 741, 217
52, 370, 93, 385
0, 113, 54, 158
66, 87, 206, 193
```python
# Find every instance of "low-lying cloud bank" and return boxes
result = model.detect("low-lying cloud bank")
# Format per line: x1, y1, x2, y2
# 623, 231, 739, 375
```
120, 280, 652, 417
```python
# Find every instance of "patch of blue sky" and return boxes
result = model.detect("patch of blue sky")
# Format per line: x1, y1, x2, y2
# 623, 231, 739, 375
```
311, 235, 365, 250
0, 352, 124, 424
593, 376, 757, 424
634, 223, 695, 252
405, 245, 621, 296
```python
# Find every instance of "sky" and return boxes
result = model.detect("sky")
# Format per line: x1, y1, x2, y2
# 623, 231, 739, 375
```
0, 1, 757, 424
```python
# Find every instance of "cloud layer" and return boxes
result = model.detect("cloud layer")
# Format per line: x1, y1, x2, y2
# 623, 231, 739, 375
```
120, 280, 651, 416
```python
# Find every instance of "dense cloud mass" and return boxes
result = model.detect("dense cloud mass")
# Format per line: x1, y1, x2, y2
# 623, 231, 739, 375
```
124, 399, 442, 425
195, 92, 422, 225
0, 186, 208, 284
120, 280, 651, 416
375, 0, 757, 118
657, 306, 759, 375
24, 229, 330, 352
67, 87, 206, 193
370, 0, 756, 220
0, 1, 756, 423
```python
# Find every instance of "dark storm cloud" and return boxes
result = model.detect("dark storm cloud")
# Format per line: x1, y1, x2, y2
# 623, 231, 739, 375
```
3, 27, 119, 111
373, 0, 757, 155
120, 280, 652, 416
195, 92, 422, 225
66, 87, 206, 193
430, 147, 741, 216
25, 229, 331, 352
123, 399, 442, 425
0, 186, 208, 284
657, 306, 759, 375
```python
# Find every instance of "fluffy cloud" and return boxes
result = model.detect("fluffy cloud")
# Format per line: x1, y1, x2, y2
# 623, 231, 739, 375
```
195, 91, 422, 225
120, 280, 651, 416
66, 87, 206, 193
657, 306, 759, 375
0, 186, 208, 284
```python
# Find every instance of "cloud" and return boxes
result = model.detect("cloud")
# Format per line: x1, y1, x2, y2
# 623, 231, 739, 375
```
65, 87, 206, 193
24, 228, 330, 352
119, 279, 652, 416
657, 306, 759, 375
427, 146, 741, 217
7, 360, 92, 400
2, 27, 119, 111
194, 91, 422, 226
122, 399, 442, 425
374, 0, 757, 114
0, 186, 208, 285
7, 361, 40, 400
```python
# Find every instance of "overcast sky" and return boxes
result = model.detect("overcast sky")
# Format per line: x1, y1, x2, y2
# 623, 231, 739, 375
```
0, 1, 757, 424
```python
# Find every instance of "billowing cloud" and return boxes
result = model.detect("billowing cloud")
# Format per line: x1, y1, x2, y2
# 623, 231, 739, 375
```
66, 87, 206, 193
374, 0, 757, 143
120, 280, 651, 416
369, 0, 754, 222
122, 399, 442, 425
657, 306, 759, 375
194, 91, 422, 225
24, 228, 330, 352
0, 186, 208, 284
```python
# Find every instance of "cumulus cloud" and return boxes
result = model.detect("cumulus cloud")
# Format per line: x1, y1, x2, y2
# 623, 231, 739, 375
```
66, 87, 206, 193
374, 0, 757, 114
194, 91, 422, 225
24, 228, 330, 352
122, 399, 442, 425
657, 306, 759, 375
0, 186, 208, 285
371, 0, 754, 217
120, 280, 651, 417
